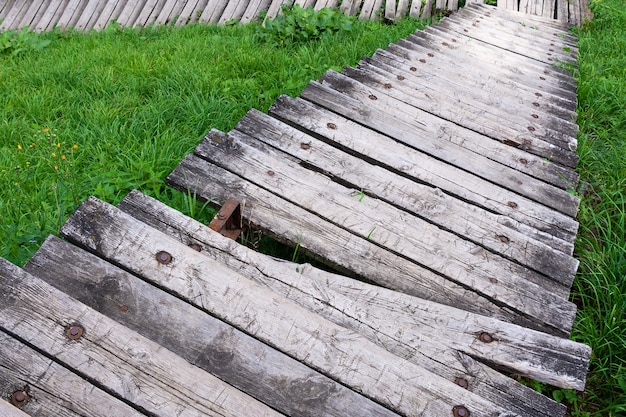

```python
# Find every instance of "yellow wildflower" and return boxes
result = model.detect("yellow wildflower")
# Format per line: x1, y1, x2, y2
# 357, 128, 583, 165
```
17, 144, 22, 150
52, 152, 57, 157
73, 144, 78, 150
57, 143, 61, 148
61, 155, 66, 160
43, 128, 49, 133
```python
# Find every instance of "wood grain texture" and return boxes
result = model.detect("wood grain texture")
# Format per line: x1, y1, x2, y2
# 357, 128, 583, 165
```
0, 333, 145, 417
0, 258, 283, 417
25, 235, 400, 417
118, 189, 589, 393
0, 399, 34, 417
59, 197, 552, 416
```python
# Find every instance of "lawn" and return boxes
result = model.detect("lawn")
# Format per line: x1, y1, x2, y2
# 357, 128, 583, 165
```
1, 1, 625, 415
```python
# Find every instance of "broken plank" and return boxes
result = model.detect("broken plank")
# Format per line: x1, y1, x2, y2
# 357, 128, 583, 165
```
0, 258, 283, 417
0, 332, 146, 417
116, 189, 578, 416
270, 95, 576, 254
25, 235, 400, 417
59, 197, 550, 417
191, 129, 577, 333
302, 73, 580, 213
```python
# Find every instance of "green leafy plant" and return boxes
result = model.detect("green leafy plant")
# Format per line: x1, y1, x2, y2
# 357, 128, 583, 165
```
260, 5, 354, 45
0, 27, 52, 56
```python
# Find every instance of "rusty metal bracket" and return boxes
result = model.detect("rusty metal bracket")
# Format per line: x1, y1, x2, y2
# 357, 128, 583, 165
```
208, 199, 242, 240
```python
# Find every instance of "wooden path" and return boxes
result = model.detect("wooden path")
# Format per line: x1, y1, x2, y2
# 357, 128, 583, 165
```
0, 0, 589, 32
1, 4, 591, 417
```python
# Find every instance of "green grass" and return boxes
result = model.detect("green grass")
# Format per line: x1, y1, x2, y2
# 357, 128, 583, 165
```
0, 17, 426, 266
567, 0, 626, 415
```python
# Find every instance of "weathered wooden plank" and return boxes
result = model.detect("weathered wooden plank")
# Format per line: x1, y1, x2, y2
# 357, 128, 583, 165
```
264, 0, 292, 20
240, 0, 271, 22
0, 332, 146, 417
0, 258, 284, 417
473, 3, 571, 30
116, 188, 580, 413
56, 0, 86, 29
116, 0, 144, 27
16, 0, 49, 29
270, 95, 576, 254
133, 0, 158, 26
395, 0, 409, 20
384, 0, 395, 21
145, 0, 168, 25
408, 0, 421, 18
422, 25, 577, 90
343, 62, 578, 161
34, 0, 66, 31
74, 0, 105, 30
0, 399, 31, 417
302, 72, 580, 214
191, 129, 577, 334
0, 0, 12, 19
25, 235, 401, 417
569, 0, 581, 26
357, 56, 580, 176
420, 0, 433, 18
59, 197, 558, 416
176, 0, 207, 25
0, 0, 27, 30
155, 0, 180, 24
401, 33, 577, 110
219, 0, 249, 24
358, 0, 377, 19
92, 0, 128, 30
201, 0, 233, 22
243, 107, 578, 283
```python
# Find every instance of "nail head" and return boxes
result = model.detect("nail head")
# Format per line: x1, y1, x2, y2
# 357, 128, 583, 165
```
65, 324, 84, 340
156, 251, 172, 264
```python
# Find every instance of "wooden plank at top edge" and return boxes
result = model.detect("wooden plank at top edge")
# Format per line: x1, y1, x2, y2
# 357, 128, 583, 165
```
0, 334, 146, 417
175, 0, 201, 25
447, 0, 459, 12
519, 0, 531, 13
241, 0, 272, 22
35, 0, 64, 31
530, 0, 544, 16
408, 0, 421, 18
145, 0, 168, 26
468, 6, 573, 37
569, 0, 580, 26
401, 34, 578, 109
219, 0, 249, 24
0, 259, 284, 417
313, 0, 329, 12
239, 108, 578, 281
155, 0, 179, 24
458, 7, 578, 46
420, 0, 433, 18
58, 199, 559, 416
557, 0, 568, 23
297, 84, 579, 243
192, 130, 578, 333
345, 61, 579, 161
26, 236, 400, 417
74, 0, 103, 30
438, 17, 576, 65
474, 2, 570, 28
7, 0, 31, 30
543, 0, 556, 19
117, 188, 585, 403
56, 0, 84, 29
384, 0, 396, 20
80, 0, 110, 30
383, 41, 577, 120
325, 0, 340, 9
92, 0, 122, 30
116, 0, 142, 26
263, 0, 292, 20
358, 0, 377, 19
271, 95, 575, 255
395, 0, 409, 19
339, 0, 356, 15
168, 155, 555, 333
311, 71, 580, 214
357, 56, 580, 171
0, 399, 31, 417
17, 0, 48, 29
133, 0, 158, 26
0, 0, 11, 18
200, 0, 231, 22
0, 0, 26, 30
167, 0, 188, 24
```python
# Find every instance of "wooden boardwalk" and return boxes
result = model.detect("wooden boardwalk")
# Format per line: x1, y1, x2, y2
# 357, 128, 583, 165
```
1, 4, 591, 417
0, 0, 589, 32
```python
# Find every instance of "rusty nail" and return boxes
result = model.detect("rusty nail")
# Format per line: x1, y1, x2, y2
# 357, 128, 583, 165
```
65, 324, 84, 340
549, 48, 554, 51
531, 114, 539, 119
427, 53, 434, 57
419, 59, 426, 63
384, 83, 392, 89
119, 305, 129, 312
550, 43, 555, 46
507, 201, 518, 208
410, 67, 417, 72
442, 42, 449, 46
533, 102, 540, 107
369, 94, 377, 100
11, 390, 29, 407
156, 251, 172, 264
497, 235, 510, 243
527, 126, 536, 132
188, 243, 202, 252
451, 38, 457, 42
453, 405, 470, 417
540, 76, 546, 80
464, 29, 468, 32
519, 158, 528, 164
397, 75, 405, 81
327, 122, 337, 129
523, 139, 532, 145
267, 170, 275, 176
455, 378, 469, 389
547, 53, 552, 56
300, 143, 311, 150
490, 278, 498, 284
479, 332, 493, 343
217, 211, 226, 219
535, 92, 542, 97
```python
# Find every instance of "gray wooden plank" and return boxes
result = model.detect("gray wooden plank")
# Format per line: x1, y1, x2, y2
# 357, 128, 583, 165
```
339, 0, 356, 15
357, 56, 580, 184
81, 0, 112, 30
0, 0, 13, 19
199, 0, 231, 23
408, 0, 421, 18
219, 0, 249, 24
58, 197, 555, 416
145, 0, 168, 25
0, 0, 28, 30
117, 0, 147, 27
33, 0, 65, 31
56, 0, 85, 29
240, 0, 271, 22
263, 0, 292, 20
92, 0, 128, 30
359, 0, 377, 19
190, 127, 578, 334
17, 0, 49, 29
25, 235, 401, 417
384, 0, 396, 21
420, 0, 433, 18
270, 95, 576, 255
303, 71, 580, 215
0, 258, 284, 417
155, 0, 181, 24
74, 0, 104, 31
176, 0, 205, 25
0, 333, 146, 417
395, 0, 409, 19
134, 0, 158, 26
114, 188, 580, 414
